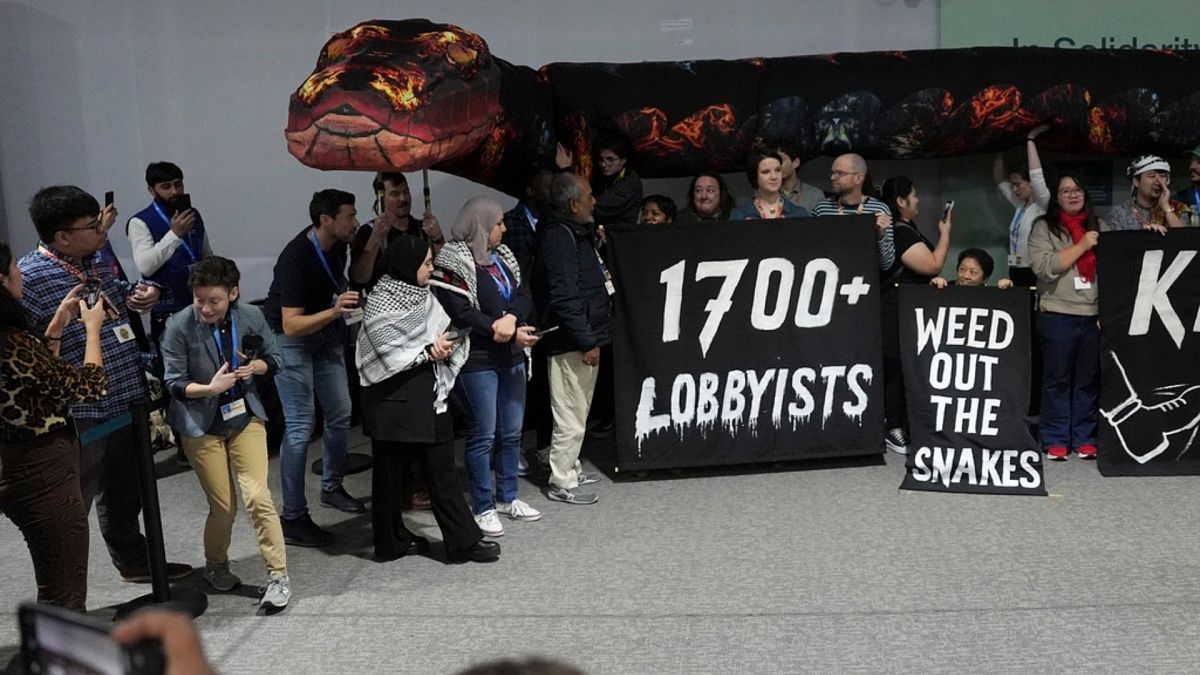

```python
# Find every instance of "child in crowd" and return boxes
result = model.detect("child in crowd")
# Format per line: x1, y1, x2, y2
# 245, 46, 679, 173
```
930, 248, 1013, 289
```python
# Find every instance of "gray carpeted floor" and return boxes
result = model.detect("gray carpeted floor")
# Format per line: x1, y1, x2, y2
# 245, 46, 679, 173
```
2, 428, 1199, 674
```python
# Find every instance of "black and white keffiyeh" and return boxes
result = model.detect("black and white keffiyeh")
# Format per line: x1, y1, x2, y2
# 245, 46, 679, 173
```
355, 275, 467, 411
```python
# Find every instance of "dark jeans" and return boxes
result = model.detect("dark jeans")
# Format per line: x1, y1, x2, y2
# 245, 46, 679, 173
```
0, 428, 90, 609
370, 414, 481, 559
76, 419, 149, 572
1037, 311, 1099, 450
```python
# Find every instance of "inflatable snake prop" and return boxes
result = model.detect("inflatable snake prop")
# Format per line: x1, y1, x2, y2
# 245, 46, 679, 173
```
285, 19, 1200, 195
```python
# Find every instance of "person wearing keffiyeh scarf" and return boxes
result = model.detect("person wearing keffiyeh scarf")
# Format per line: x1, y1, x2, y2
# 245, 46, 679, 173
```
430, 197, 543, 537
1027, 173, 1107, 463
357, 236, 499, 563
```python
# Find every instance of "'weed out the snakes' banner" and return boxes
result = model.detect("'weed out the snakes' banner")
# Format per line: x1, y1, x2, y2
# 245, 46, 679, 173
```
1097, 230, 1200, 476
606, 216, 884, 471
898, 285, 1044, 495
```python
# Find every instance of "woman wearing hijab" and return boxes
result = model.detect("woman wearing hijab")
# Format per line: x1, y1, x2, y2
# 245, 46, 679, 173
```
357, 237, 499, 563
430, 197, 542, 538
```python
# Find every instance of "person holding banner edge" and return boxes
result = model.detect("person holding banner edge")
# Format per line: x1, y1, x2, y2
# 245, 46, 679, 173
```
1027, 174, 1106, 461
878, 176, 953, 455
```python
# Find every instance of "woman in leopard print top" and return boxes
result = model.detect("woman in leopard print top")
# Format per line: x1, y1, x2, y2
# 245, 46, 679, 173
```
0, 241, 107, 610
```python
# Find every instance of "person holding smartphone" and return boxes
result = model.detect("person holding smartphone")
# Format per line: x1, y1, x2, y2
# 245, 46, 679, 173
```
160, 256, 290, 609
357, 236, 498, 563
430, 197, 542, 537
0, 241, 107, 610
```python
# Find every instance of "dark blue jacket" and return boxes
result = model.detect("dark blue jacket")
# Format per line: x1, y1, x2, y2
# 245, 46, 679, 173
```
533, 215, 612, 355
131, 201, 206, 313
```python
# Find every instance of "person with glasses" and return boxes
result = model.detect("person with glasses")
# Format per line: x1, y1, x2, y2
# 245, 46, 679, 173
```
1027, 174, 1108, 462
810, 153, 895, 271
992, 125, 1052, 288
591, 132, 643, 228
17, 185, 195, 584
1105, 155, 1188, 234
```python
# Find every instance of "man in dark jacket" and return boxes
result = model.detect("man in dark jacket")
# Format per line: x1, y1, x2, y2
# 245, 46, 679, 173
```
533, 173, 611, 505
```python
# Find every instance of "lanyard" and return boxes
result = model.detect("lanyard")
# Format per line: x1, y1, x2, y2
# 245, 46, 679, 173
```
481, 254, 513, 303
522, 205, 538, 232
152, 201, 197, 262
1192, 188, 1199, 213
38, 244, 90, 282
307, 228, 342, 292
211, 310, 239, 371
1010, 205, 1027, 254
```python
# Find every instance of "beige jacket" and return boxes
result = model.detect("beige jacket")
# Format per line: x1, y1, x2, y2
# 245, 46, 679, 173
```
1027, 217, 1107, 316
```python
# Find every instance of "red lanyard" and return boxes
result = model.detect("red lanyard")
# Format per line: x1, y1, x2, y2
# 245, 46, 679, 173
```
38, 245, 91, 282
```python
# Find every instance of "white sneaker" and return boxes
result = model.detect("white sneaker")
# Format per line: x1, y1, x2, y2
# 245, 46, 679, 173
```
474, 509, 504, 537
203, 561, 241, 591
260, 574, 290, 609
497, 499, 543, 522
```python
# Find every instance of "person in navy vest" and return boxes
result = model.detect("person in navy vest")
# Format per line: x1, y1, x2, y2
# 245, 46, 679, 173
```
127, 162, 213, 342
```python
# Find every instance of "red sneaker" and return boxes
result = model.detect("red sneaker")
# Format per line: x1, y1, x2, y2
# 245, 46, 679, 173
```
1076, 444, 1098, 460
1046, 446, 1069, 461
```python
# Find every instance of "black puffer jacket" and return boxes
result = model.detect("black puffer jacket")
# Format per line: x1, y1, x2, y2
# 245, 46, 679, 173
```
533, 215, 612, 355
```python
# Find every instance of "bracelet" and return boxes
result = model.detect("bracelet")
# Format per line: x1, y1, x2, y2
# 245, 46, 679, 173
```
1026, 137, 1035, 142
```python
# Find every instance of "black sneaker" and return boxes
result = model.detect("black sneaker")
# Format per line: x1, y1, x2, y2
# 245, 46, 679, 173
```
320, 486, 365, 514
281, 513, 335, 547
884, 427, 910, 455
119, 562, 194, 583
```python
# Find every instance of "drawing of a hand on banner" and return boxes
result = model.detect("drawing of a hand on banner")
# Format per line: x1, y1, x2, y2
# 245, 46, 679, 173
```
1102, 352, 1200, 464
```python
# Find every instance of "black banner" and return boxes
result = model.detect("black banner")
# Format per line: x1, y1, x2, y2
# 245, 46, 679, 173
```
1097, 230, 1200, 476
898, 286, 1045, 495
607, 216, 884, 470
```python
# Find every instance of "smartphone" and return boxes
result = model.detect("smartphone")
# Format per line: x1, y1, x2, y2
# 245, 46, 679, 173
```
104, 191, 115, 208
84, 278, 104, 308
444, 328, 467, 342
532, 325, 560, 338
19, 602, 165, 675
177, 194, 192, 213
941, 200, 955, 220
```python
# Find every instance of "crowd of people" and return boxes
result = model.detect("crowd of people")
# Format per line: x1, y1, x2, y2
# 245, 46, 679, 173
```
1, 133, 1199, 618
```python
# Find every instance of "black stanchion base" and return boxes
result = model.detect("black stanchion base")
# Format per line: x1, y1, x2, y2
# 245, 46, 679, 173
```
311, 452, 372, 476
113, 587, 208, 621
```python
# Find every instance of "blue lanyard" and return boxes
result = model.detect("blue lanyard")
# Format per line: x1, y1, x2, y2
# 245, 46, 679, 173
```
152, 201, 198, 262
211, 310, 239, 371
1009, 205, 1027, 254
307, 228, 342, 292
1192, 188, 1199, 213
482, 253, 513, 303
522, 205, 538, 232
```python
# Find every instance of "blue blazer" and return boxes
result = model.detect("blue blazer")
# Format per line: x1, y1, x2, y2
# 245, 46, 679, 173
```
161, 303, 280, 438
729, 200, 810, 220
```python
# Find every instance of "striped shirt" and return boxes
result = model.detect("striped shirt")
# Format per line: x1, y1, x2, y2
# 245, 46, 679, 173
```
810, 196, 895, 270
18, 245, 148, 421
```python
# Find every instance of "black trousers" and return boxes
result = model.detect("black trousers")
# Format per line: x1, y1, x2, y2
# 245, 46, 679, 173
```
370, 415, 481, 559
0, 428, 90, 609
76, 420, 148, 572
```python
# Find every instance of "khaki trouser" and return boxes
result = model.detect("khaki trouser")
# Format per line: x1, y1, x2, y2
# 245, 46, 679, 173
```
182, 419, 287, 576
547, 351, 599, 489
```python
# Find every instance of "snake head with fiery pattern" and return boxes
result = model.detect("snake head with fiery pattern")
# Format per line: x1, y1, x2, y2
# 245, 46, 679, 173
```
286, 19, 502, 172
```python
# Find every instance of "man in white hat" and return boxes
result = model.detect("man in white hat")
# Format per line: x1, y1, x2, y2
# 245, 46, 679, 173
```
1104, 155, 1188, 233
1173, 144, 1200, 227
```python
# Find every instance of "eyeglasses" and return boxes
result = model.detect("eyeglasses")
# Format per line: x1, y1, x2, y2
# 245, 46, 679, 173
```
830, 170, 861, 179
1058, 187, 1085, 196
598, 155, 622, 165
65, 219, 102, 232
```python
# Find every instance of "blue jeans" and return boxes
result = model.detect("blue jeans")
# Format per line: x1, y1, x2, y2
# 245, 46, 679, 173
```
457, 362, 526, 515
1037, 312, 1099, 450
276, 336, 351, 519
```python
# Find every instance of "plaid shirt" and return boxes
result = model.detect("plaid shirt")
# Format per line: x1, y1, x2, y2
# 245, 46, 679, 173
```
18, 244, 148, 421
501, 202, 539, 279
